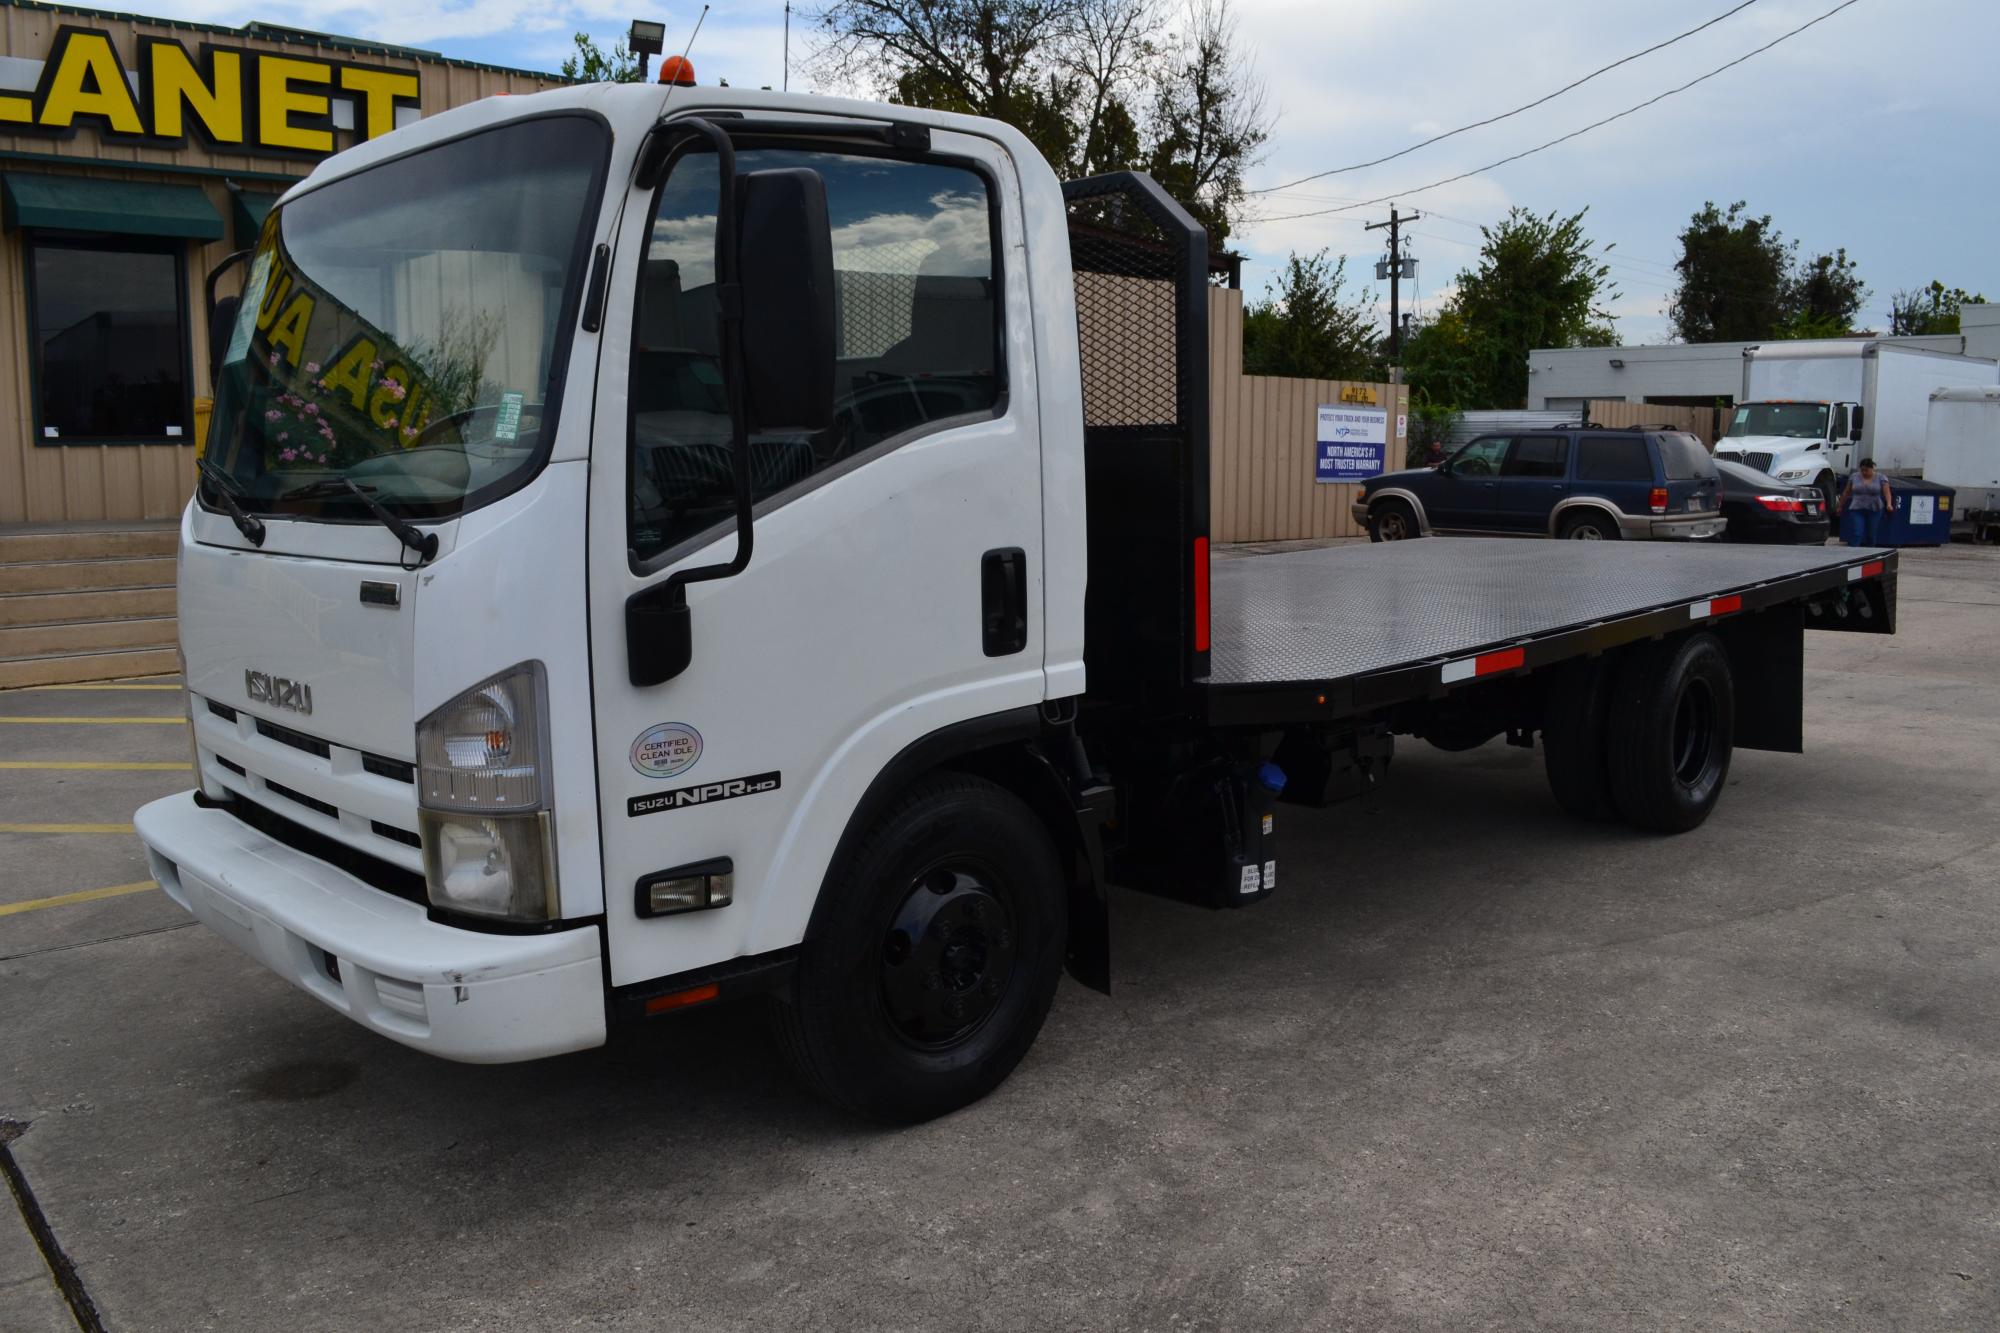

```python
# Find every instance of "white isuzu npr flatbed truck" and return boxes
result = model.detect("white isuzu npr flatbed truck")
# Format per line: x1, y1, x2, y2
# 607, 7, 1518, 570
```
136, 83, 1898, 1121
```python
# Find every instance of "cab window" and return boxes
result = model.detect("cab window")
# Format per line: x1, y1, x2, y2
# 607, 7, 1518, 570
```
629, 147, 1001, 562
1448, 435, 1510, 476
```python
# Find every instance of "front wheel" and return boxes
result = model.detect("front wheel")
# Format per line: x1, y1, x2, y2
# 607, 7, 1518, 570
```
773, 773, 1066, 1122
1369, 499, 1421, 542
1817, 473, 1839, 519
1605, 632, 1735, 833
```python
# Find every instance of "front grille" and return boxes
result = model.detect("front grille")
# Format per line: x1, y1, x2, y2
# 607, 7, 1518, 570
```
265, 779, 339, 820
363, 753, 415, 784
220, 796, 429, 906
371, 820, 421, 849
256, 718, 331, 759
206, 699, 238, 722
1745, 452, 1775, 473
215, 755, 246, 777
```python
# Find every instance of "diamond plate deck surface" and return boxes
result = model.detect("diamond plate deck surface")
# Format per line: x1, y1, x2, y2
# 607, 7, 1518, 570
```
1206, 538, 1885, 686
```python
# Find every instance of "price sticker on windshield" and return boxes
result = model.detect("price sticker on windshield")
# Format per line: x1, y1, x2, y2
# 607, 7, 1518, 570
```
494, 392, 524, 442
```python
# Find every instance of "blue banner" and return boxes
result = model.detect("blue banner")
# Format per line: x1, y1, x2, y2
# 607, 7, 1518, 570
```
1315, 404, 1388, 482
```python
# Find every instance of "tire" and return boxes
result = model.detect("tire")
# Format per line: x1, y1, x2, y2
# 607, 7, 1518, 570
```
1816, 472, 1839, 519
773, 773, 1067, 1122
1604, 632, 1735, 833
1558, 510, 1620, 541
1542, 657, 1617, 821
1369, 499, 1420, 542
1423, 722, 1500, 752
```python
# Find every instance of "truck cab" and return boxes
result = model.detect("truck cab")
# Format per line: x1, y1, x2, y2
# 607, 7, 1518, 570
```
1716, 399, 1861, 514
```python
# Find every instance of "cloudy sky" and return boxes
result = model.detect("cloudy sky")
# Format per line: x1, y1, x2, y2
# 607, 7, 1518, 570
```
153, 0, 1997, 343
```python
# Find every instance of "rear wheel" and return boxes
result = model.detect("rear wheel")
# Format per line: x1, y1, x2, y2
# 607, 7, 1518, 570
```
1605, 632, 1735, 833
1542, 657, 1617, 821
1558, 510, 1620, 540
773, 773, 1066, 1122
1369, 499, 1420, 542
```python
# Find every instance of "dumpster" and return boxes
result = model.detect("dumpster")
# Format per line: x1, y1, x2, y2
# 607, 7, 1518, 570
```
1876, 477, 1955, 547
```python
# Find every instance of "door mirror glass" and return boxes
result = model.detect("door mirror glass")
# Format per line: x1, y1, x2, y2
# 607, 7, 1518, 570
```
737, 168, 835, 433
1850, 405, 1864, 441
207, 295, 239, 392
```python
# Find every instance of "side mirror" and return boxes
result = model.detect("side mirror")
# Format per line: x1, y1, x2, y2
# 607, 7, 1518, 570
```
1849, 406, 1864, 441
736, 167, 835, 432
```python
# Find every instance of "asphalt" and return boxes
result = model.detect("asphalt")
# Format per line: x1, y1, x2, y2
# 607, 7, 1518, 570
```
4, 544, 1998, 1331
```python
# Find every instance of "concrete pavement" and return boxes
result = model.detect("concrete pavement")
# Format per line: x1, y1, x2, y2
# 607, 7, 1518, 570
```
3, 546, 1998, 1330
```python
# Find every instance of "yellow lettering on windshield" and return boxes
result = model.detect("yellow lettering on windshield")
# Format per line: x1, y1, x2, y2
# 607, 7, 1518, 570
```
338, 66, 418, 140
146, 42, 243, 143
256, 271, 294, 331
368, 365, 412, 428
38, 29, 145, 135
325, 339, 378, 411
257, 56, 332, 153
265, 292, 315, 368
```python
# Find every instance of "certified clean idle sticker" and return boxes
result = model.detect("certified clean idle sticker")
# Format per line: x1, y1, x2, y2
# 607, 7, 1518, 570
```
631, 722, 702, 778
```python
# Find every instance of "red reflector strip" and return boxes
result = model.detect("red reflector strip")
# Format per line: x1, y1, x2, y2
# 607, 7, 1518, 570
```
1863, 560, 1885, 577
1192, 536, 1211, 652
644, 982, 720, 1015
1690, 593, 1744, 620
1441, 645, 1525, 684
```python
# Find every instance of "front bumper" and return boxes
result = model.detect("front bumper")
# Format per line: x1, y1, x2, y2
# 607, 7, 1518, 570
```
134, 793, 606, 1063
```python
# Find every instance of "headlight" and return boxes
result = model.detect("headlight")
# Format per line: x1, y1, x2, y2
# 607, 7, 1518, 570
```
415, 661, 558, 923
1776, 469, 1811, 481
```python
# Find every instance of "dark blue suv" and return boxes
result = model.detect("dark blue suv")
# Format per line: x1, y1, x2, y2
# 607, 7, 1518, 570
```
1355, 429, 1724, 542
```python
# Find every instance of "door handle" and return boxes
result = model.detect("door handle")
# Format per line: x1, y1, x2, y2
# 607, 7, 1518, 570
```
981, 548, 1027, 657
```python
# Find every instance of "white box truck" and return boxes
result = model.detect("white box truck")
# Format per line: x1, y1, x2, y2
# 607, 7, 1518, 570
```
1719, 341, 1999, 511
134, 83, 1900, 1121
1924, 386, 2000, 540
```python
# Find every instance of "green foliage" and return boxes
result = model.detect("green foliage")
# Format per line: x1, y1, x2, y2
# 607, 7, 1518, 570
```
562, 32, 643, 83
1240, 250, 1377, 381
1784, 248, 1866, 337
812, 0, 1269, 246
1669, 201, 1790, 343
1406, 206, 1617, 409
1403, 391, 1458, 468
1889, 280, 1988, 336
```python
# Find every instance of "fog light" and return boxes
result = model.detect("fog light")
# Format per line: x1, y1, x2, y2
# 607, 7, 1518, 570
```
636, 858, 734, 917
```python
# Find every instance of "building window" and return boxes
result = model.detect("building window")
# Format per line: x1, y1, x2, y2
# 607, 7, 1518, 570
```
27, 237, 191, 443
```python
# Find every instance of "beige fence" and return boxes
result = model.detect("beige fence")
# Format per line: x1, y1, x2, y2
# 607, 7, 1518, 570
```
1585, 400, 1717, 448
1207, 287, 1410, 543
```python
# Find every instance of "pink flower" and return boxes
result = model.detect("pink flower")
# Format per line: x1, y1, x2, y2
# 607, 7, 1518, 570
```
304, 362, 320, 374
267, 351, 280, 366
279, 448, 296, 461
383, 416, 398, 429
278, 432, 289, 442
264, 409, 282, 420
304, 404, 319, 416
370, 359, 383, 371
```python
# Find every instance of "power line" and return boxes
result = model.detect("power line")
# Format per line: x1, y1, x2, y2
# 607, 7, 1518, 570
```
1251, 0, 1765, 195
1241, 0, 1867, 230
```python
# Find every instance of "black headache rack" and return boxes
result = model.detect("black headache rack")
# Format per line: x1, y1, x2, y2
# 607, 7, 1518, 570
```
1063, 172, 1210, 718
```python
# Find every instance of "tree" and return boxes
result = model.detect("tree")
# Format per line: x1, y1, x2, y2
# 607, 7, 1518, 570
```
809, 0, 1271, 244
1431, 206, 1618, 408
1780, 248, 1866, 338
562, 32, 643, 83
1889, 280, 1988, 336
1401, 309, 1497, 415
1240, 250, 1376, 381
1668, 200, 1800, 343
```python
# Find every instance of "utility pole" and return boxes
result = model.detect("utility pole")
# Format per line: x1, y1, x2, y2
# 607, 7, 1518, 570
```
783, 3, 791, 91
1367, 205, 1420, 363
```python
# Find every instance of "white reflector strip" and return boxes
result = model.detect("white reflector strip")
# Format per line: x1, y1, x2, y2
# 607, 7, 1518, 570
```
1440, 659, 1477, 684
1846, 566, 1862, 581
1690, 600, 1712, 620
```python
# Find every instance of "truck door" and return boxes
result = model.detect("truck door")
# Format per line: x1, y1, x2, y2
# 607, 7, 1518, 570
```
1431, 434, 1509, 528
1828, 402, 1856, 476
585, 125, 1047, 989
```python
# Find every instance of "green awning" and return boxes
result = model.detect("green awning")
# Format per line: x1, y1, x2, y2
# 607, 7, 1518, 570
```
0, 172, 224, 241
231, 191, 282, 249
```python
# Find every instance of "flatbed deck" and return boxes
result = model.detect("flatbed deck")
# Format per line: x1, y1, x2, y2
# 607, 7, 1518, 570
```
1201, 538, 1895, 724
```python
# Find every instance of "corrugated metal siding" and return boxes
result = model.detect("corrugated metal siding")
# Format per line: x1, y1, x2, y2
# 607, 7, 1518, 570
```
1446, 408, 1583, 448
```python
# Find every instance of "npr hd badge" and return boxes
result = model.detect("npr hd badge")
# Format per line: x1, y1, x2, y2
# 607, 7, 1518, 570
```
631, 722, 702, 778
629, 772, 781, 818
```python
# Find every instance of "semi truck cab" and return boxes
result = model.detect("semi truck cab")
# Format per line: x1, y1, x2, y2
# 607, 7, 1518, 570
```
136, 82, 1898, 1121
1716, 399, 1862, 513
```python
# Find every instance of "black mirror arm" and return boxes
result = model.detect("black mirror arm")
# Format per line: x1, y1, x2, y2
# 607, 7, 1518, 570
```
626, 117, 754, 687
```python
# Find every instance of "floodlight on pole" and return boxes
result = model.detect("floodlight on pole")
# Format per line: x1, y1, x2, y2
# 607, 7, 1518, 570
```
628, 19, 665, 82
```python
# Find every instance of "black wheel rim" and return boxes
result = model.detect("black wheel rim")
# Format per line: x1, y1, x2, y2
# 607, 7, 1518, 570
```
1381, 510, 1410, 539
1671, 677, 1719, 788
879, 862, 1019, 1050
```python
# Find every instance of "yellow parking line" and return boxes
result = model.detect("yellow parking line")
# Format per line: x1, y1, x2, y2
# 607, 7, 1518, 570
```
0, 716, 182, 724
0, 881, 155, 917
0, 761, 189, 771
13, 683, 180, 692
0, 823, 134, 834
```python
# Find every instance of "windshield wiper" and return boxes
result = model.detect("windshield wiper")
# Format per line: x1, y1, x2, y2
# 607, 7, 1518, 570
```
197, 461, 265, 547
337, 477, 439, 564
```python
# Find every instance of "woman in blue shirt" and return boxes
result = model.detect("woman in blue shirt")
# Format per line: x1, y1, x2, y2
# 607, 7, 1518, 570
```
1838, 458, 1894, 546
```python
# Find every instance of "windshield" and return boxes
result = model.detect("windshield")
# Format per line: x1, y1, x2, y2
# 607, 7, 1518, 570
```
1727, 402, 1828, 440
204, 115, 609, 520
